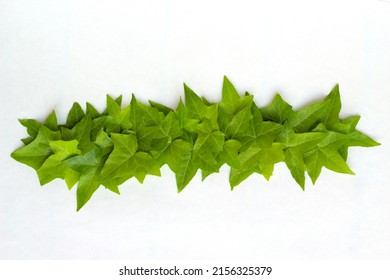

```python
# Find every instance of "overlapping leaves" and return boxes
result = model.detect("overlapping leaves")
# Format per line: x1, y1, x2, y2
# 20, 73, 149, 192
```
11, 77, 379, 210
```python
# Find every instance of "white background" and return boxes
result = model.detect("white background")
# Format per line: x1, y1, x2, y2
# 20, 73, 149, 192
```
0, 0, 389, 260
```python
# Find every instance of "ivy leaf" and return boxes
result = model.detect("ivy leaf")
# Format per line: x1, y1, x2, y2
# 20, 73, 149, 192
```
104, 95, 132, 133
158, 139, 191, 172
229, 165, 260, 189
322, 84, 342, 127
149, 100, 173, 115
290, 99, 330, 132
18, 118, 42, 138
176, 98, 199, 133
11, 126, 61, 170
184, 83, 208, 120
261, 94, 293, 123
230, 143, 284, 188
76, 167, 101, 211
175, 146, 198, 192
304, 147, 355, 184
201, 139, 241, 181
44, 111, 58, 131
99, 133, 160, 187
99, 133, 138, 180
290, 84, 342, 132
278, 122, 326, 153
37, 140, 81, 186
61, 115, 94, 153
193, 119, 224, 157
219, 139, 242, 168
66, 102, 85, 128
65, 143, 115, 209
284, 147, 306, 190
224, 104, 253, 139
220, 76, 252, 115
86, 102, 101, 118
90, 116, 107, 141
258, 143, 285, 180
241, 121, 283, 150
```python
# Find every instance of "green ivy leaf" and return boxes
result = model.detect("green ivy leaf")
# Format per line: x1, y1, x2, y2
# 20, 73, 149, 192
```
11, 126, 61, 170
37, 140, 81, 186
261, 94, 293, 123
284, 147, 306, 190
66, 102, 85, 128
304, 147, 355, 184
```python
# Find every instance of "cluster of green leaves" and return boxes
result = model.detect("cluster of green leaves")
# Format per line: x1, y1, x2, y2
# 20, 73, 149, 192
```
11, 77, 379, 210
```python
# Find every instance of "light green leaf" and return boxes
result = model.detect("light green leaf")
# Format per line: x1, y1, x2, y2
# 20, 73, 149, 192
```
304, 147, 355, 184
224, 104, 253, 139
261, 94, 293, 123
229, 166, 260, 189
37, 140, 81, 185
44, 111, 58, 131
184, 83, 207, 119
193, 119, 224, 157
278, 122, 326, 153
66, 102, 85, 128
76, 167, 101, 211
99, 133, 138, 181
175, 146, 197, 192
258, 143, 285, 180
284, 147, 306, 190
86, 102, 101, 118
220, 76, 253, 115
149, 100, 173, 115
18, 118, 42, 138
219, 139, 242, 168
11, 126, 61, 170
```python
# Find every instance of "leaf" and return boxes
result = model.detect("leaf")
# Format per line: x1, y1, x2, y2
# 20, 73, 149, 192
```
44, 111, 58, 131
149, 100, 173, 115
99, 133, 138, 180
18, 119, 42, 138
66, 102, 85, 128
230, 143, 284, 187
261, 94, 293, 123
184, 83, 207, 120
219, 139, 242, 168
90, 116, 107, 141
304, 147, 355, 184
290, 99, 330, 132
229, 165, 260, 189
104, 95, 132, 133
278, 122, 326, 153
61, 115, 94, 153
290, 84, 342, 132
175, 98, 199, 133
159, 139, 191, 172
322, 84, 341, 127
241, 121, 283, 150
284, 147, 305, 190
37, 140, 81, 185
258, 143, 285, 180
193, 119, 224, 157
175, 147, 198, 192
86, 102, 101, 118
224, 104, 253, 139
129, 94, 143, 134
220, 76, 252, 115
11, 126, 61, 170
76, 167, 101, 211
